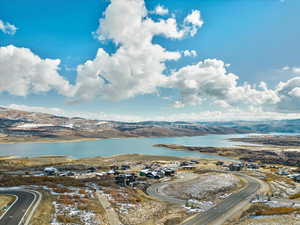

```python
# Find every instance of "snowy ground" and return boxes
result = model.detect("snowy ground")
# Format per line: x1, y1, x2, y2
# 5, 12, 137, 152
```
163, 173, 239, 201
101, 187, 170, 225
41, 186, 102, 225
269, 180, 300, 198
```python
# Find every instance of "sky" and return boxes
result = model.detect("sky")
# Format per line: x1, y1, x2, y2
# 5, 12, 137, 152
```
0, 0, 300, 122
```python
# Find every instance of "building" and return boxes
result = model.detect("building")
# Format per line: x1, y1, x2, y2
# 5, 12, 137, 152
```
229, 163, 243, 171
44, 167, 58, 176
115, 174, 136, 186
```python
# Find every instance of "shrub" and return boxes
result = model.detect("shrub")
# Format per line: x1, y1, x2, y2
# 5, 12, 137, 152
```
289, 193, 300, 199
256, 207, 300, 216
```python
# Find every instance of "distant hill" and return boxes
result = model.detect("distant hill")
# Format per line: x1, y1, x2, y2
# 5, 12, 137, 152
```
0, 107, 299, 143
0, 107, 248, 143
200, 120, 300, 133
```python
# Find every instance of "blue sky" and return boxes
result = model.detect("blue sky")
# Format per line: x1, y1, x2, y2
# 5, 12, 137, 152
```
0, 0, 300, 121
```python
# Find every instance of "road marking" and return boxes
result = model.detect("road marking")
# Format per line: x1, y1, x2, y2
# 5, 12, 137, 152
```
24, 190, 42, 225
19, 190, 42, 225
0, 194, 19, 222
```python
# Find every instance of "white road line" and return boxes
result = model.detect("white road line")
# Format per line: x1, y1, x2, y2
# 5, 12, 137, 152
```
23, 190, 42, 225
0, 194, 18, 221
18, 190, 40, 225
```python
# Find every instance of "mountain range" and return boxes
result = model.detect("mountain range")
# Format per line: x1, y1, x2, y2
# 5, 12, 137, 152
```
0, 106, 298, 143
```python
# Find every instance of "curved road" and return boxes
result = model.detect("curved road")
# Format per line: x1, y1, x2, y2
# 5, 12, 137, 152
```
147, 173, 261, 225
0, 190, 40, 225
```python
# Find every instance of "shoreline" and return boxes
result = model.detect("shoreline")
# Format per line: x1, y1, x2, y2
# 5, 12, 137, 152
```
0, 133, 235, 145
0, 137, 104, 145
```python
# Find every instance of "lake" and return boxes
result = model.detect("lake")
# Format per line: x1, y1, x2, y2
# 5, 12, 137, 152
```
0, 134, 256, 160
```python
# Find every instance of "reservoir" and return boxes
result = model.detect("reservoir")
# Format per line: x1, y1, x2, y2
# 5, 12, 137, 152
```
0, 134, 254, 159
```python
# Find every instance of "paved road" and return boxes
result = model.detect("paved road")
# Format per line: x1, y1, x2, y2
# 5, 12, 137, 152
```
147, 173, 261, 225
147, 172, 199, 205
182, 174, 260, 225
0, 190, 38, 225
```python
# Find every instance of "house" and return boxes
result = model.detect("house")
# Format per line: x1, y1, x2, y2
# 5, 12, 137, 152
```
181, 165, 196, 170
216, 161, 224, 166
44, 167, 58, 176
277, 169, 289, 176
87, 167, 97, 173
107, 169, 118, 175
229, 163, 243, 171
146, 171, 164, 179
110, 165, 119, 170
294, 175, 300, 183
139, 169, 149, 176
247, 163, 259, 169
180, 161, 191, 167
115, 173, 136, 186
120, 165, 130, 170
163, 168, 175, 176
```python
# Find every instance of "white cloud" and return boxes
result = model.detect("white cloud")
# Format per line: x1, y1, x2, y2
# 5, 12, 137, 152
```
293, 67, 300, 74
0, 45, 73, 96
184, 10, 203, 27
275, 77, 300, 111
73, 0, 202, 101
5, 104, 300, 122
153, 5, 169, 15
183, 50, 197, 57
281, 66, 290, 71
166, 59, 280, 109
5, 104, 146, 122
281, 66, 300, 74
184, 10, 204, 36
0, 19, 17, 35
2, 0, 300, 117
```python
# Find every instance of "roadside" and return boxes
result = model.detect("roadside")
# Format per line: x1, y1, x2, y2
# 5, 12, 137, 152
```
216, 174, 269, 225
0, 195, 16, 217
96, 191, 122, 225
29, 190, 54, 225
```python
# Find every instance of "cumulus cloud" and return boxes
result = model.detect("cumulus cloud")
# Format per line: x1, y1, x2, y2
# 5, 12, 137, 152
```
0, 45, 73, 96
0, 19, 17, 35
5, 104, 146, 122
183, 50, 197, 57
166, 59, 280, 109
73, 0, 203, 101
184, 10, 204, 36
153, 5, 169, 15
2, 0, 300, 117
275, 77, 300, 111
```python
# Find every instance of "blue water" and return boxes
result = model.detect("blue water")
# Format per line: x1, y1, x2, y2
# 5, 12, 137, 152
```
0, 134, 257, 159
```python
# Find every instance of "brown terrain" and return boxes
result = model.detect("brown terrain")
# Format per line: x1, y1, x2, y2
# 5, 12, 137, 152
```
0, 107, 246, 144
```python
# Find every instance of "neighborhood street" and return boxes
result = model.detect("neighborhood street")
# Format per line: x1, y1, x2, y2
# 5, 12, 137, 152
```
147, 173, 261, 225
0, 189, 40, 225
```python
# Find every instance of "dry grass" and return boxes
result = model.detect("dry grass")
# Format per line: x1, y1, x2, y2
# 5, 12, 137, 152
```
30, 191, 55, 225
263, 172, 294, 185
104, 187, 144, 204
289, 192, 300, 199
0, 195, 15, 216
0, 195, 15, 209
56, 214, 81, 224
243, 203, 300, 217
0, 156, 74, 170
256, 207, 300, 216
0, 175, 85, 187
52, 187, 73, 193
